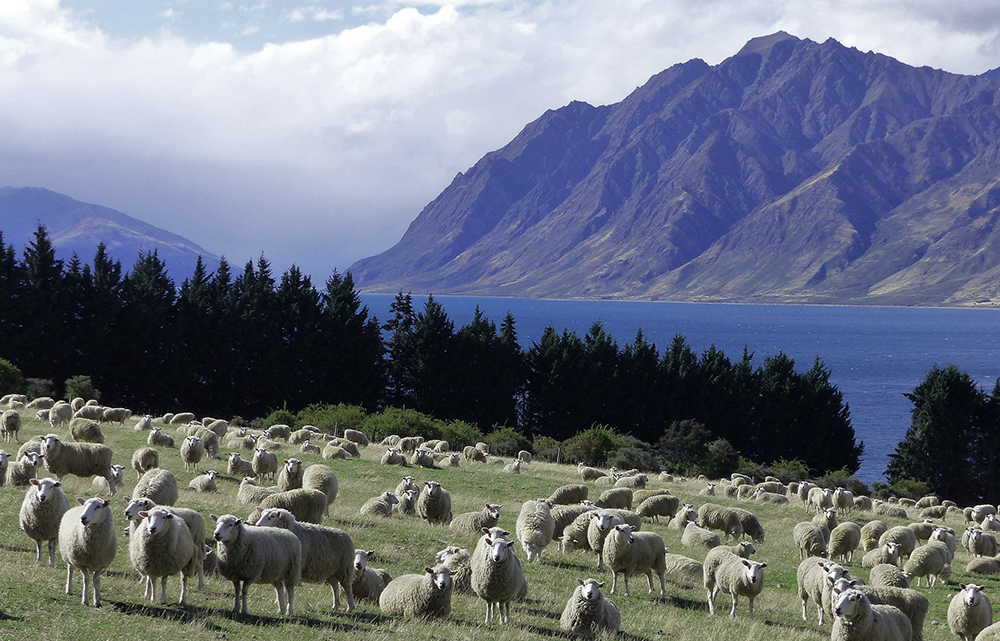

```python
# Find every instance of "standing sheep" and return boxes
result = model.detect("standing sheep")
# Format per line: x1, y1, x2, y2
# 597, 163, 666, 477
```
59, 497, 117, 607
255, 488, 327, 524
417, 481, 452, 525
516, 498, 555, 563
862, 520, 889, 551
124, 497, 207, 591
451, 504, 502, 535
603, 524, 665, 597
277, 458, 304, 491
181, 436, 205, 474
636, 495, 680, 525
131, 447, 159, 480
470, 529, 528, 624
559, 578, 621, 636
698, 503, 744, 541
40, 434, 116, 493
342, 428, 369, 447
549, 484, 589, 505
795, 558, 849, 625
1, 408, 21, 442
129, 507, 200, 604
69, 418, 105, 444
794, 521, 829, 560
0, 449, 9, 486
252, 447, 278, 483
302, 464, 338, 516
863, 542, 902, 569
903, 540, 952, 587
879, 526, 918, 560
92, 464, 126, 496
133, 468, 179, 506
830, 522, 863, 564
211, 514, 302, 617
705, 550, 767, 619
255, 507, 356, 613
379, 565, 453, 619
949, 583, 993, 641
595, 487, 633, 510
20, 477, 70, 567
49, 402, 73, 429
831, 588, 913, 641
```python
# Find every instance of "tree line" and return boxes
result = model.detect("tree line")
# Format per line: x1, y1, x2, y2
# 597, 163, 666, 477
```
0, 225, 863, 476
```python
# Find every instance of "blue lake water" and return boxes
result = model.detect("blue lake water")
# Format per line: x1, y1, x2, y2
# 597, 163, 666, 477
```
360, 294, 1000, 484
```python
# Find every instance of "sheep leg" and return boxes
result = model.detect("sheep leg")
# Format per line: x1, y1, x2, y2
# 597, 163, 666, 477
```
501, 601, 510, 624
274, 582, 287, 616
66, 564, 74, 595
81, 569, 91, 606
801, 596, 808, 621
484, 601, 493, 624
610, 569, 618, 594
748, 595, 755, 620
658, 571, 665, 596
339, 579, 355, 613
596, 551, 604, 571
93, 572, 102, 608
34, 540, 44, 565
160, 576, 169, 604
197, 563, 205, 590
231, 580, 242, 615
179, 574, 188, 604
623, 573, 631, 597
708, 586, 719, 615
729, 592, 738, 618
286, 582, 295, 617
47, 539, 57, 567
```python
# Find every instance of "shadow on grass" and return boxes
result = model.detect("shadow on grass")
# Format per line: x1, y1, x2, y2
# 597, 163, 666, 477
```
761, 619, 828, 638
0, 543, 35, 555
448, 616, 653, 641
0, 611, 23, 622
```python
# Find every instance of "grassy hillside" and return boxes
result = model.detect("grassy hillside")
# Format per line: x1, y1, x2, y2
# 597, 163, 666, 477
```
0, 414, 985, 640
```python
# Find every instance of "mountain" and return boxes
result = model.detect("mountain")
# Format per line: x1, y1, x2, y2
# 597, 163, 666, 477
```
351, 33, 1000, 306
0, 187, 218, 282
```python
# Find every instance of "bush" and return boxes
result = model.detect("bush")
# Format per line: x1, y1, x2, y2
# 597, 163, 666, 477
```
26, 378, 55, 399
64, 375, 100, 402
813, 467, 870, 496
297, 403, 367, 435
701, 438, 740, 479
0, 358, 24, 396
563, 424, 625, 467
262, 408, 297, 429
607, 446, 661, 473
886, 479, 931, 500
657, 420, 712, 473
363, 407, 440, 442
439, 420, 483, 449
532, 436, 560, 462
484, 425, 530, 457
768, 458, 811, 484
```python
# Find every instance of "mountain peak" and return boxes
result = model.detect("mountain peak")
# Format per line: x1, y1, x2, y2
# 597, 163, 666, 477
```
736, 31, 801, 57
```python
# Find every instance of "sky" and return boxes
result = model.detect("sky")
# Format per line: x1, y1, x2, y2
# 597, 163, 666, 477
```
1, 1, 999, 280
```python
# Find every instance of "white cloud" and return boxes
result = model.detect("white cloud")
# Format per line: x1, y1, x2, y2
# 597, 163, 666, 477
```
0, 0, 997, 277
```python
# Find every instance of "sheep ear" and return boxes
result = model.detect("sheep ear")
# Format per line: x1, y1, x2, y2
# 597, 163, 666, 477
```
102, 499, 109, 507
481, 527, 490, 535
425, 567, 434, 574
29, 478, 39, 486
165, 512, 174, 519
53, 481, 60, 487
236, 518, 243, 525
577, 578, 585, 585
123, 496, 131, 502
367, 550, 376, 559
210, 514, 219, 522
139, 511, 149, 518
76, 498, 85, 505
506, 540, 514, 548
760, 562, 767, 568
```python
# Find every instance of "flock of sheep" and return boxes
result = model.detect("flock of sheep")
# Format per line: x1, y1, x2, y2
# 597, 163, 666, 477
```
5, 392, 1000, 639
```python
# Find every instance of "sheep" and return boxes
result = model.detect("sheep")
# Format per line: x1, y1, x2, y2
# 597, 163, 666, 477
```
360, 491, 399, 518
342, 428, 369, 447
170, 412, 197, 425
875, 501, 909, 519
227, 452, 254, 478
984, 515, 1000, 533
682, 521, 721, 550
276, 458, 304, 491
451, 504, 502, 535
395, 475, 418, 496
587, 510, 643, 567
903, 540, 952, 587
399, 436, 424, 453
69, 418, 105, 444
92, 464, 125, 496
39, 434, 115, 492
129, 507, 200, 604
869, 563, 912, 588
634, 494, 679, 525
395, 488, 419, 515
548, 484, 594, 508
380, 448, 405, 465
922, 505, 949, 521
300, 441, 321, 455
834, 487, 855, 516
252, 447, 278, 483
287, 429, 313, 445
552, 504, 597, 537
698, 503, 745, 541
797, 481, 817, 505
147, 427, 174, 448
976, 622, 1000, 640
353, 549, 392, 601
20, 477, 70, 566
615, 473, 648, 489
124, 496, 207, 590
633, 488, 671, 505
411, 447, 437, 468
671, 503, 699, 530
909, 519, 938, 541
969, 558, 1000, 576
189, 427, 219, 458
736, 484, 756, 500
559, 578, 621, 636
732, 507, 766, 543
862, 520, 889, 551
879, 526, 918, 560
471, 529, 528, 624
517, 450, 531, 462
969, 529, 1000, 558
577, 463, 607, 481
237, 476, 277, 506
322, 443, 351, 460
703, 543, 758, 601
227, 430, 258, 451
796, 558, 850, 625
561, 509, 600, 554
517, 498, 556, 563
131, 447, 159, 480
303, 464, 338, 517
705, 550, 767, 619
0, 448, 8, 486
794, 521, 829, 560
830, 522, 863, 563
417, 481, 452, 525
73, 405, 104, 421
379, 565, 453, 620
756, 480, 785, 494
0, 409, 20, 442
188, 470, 219, 493
255, 488, 327, 524
831, 587, 913, 641
133, 415, 153, 432
434, 546, 470, 594
752, 487, 789, 504
59, 497, 117, 607
175, 435, 203, 474
46, 402, 72, 429
380, 434, 401, 447
863, 542, 902, 569
664, 552, 705, 585
254, 507, 356, 613
595, 487, 632, 510
211, 514, 302, 617
0, 393, 26, 405
809, 487, 835, 513
133, 468, 179, 506
974, 505, 999, 522
814, 507, 839, 540
100, 407, 131, 426
7, 451, 42, 487
854, 496, 874, 512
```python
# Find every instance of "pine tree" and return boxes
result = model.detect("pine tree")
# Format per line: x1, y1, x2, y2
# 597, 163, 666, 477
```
319, 270, 385, 409
384, 291, 417, 408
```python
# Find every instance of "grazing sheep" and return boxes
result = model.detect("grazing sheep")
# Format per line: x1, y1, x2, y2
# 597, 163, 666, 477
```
831, 587, 913, 641
40, 434, 115, 492
451, 504, 502, 535
0, 449, 9, 486
854, 496, 874, 512
170, 412, 197, 425
302, 464, 338, 517
49, 402, 73, 429
255, 488, 327, 524
255, 507, 356, 612
237, 476, 277, 506
277, 458, 304, 492
699, 504, 745, 541
100, 407, 131, 426
830, 522, 863, 564
471, 529, 528, 624
552, 504, 597, 538
794, 521, 829, 560
7, 451, 42, 487
342, 428, 369, 447
287, 429, 313, 445
188, 470, 220, 493
133, 468, 179, 506
147, 427, 174, 447
732, 507, 766, 544
922, 505, 948, 521
353, 549, 392, 601
862, 520, 890, 551
948, 584, 993, 641
880, 526, 918, 560
705, 550, 767, 619
381, 448, 405, 465
211, 514, 302, 617
20, 477, 70, 566
909, 519, 938, 541
129, 507, 200, 604
69, 418, 105, 444
252, 447, 278, 483
59, 497, 117, 607
559, 578, 621, 636
91, 464, 125, 496
379, 565, 453, 620
903, 540, 952, 588
227, 452, 254, 478
664, 552, 704, 585
417, 481, 452, 525
863, 542, 902, 569
634, 494, 679, 525
1, 409, 21, 442
682, 521, 721, 550
560, 509, 600, 554
875, 501, 909, 520
360, 491, 399, 518
595, 487, 633, 510
131, 447, 159, 480
869, 563, 912, 588
517, 498, 556, 563
548, 484, 591, 506
577, 464, 607, 481
633, 488, 671, 505
976, 622, 1000, 640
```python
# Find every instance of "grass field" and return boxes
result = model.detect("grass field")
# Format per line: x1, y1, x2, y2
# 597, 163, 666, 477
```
0, 414, 988, 641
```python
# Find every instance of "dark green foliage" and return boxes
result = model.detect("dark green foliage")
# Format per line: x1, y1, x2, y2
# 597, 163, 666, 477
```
701, 439, 740, 479
871, 479, 932, 501
768, 458, 811, 484
813, 468, 869, 496
24, 378, 55, 399
563, 425, 625, 467
657, 420, 713, 474
363, 407, 439, 442
297, 403, 368, 435
437, 420, 483, 449
263, 408, 297, 429
607, 445, 661, 473
532, 436, 560, 462
0, 358, 24, 395
484, 425, 530, 457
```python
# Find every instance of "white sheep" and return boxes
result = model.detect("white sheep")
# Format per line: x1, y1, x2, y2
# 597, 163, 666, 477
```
862, 520, 889, 551
300, 441, 321, 455
698, 503, 744, 541
410, 448, 435, 468
91, 464, 125, 496
180, 435, 205, 474
255, 488, 327, 524
49, 402, 73, 429
705, 550, 767, 619
360, 491, 399, 518
516, 498, 556, 563
587, 510, 641, 567
831, 587, 913, 641
20, 477, 70, 566
40, 434, 116, 492
559, 578, 621, 636
147, 427, 174, 447
830, 522, 863, 563
434, 546, 470, 594
968, 529, 1000, 558
1, 408, 21, 442
834, 487, 855, 516
100, 407, 131, 426
902, 540, 952, 587
69, 418, 105, 444
237, 476, 277, 506
863, 542, 902, 569
59, 497, 117, 606
133, 468, 179, 506
124, 496, 207, 590
129, 507, 200, 604
380, 447, 405, 465
133, 415, 153, 432
394, 489, 419, 516
379, 565, 453, 619
277, 458, 304, 491
471, 529, 528, 624
131, 447, 159, 480
663, 553, 704, 585
252, 447, 278, 483
794, 521, 829, 560
451, 503, 502, 535
602, 524, 666, 597
227, 452, 254, 478
7, 451, 42, 487
809, 486, 835, 513
831, 578, 929, 641
795, 558, 849, 625
211, 514, 302, 617
549, 484, 590, 505
949, 583, 993, 641
254, 507, 356, 613
395, 475, 418, 496
869, 563, 912, 588
880, 526, 918, 560
353, 549, 392, 601
0, 448, 9, 486
188, 470, 219, 493
503, 459, 521, 474
682, 521, 721, 550
595, 487, 633, 509
577, 463, 607, 481
636, 494, 681, 524
417, 481, 452, 525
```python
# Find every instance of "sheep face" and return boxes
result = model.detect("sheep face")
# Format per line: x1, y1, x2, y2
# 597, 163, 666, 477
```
487, 504, 502, 520
78, 497, 110, 526
41, 434, 61, 455
741, 559, 766, 584
142, 507, 175, 535
0, 450, 8, 465
962, 583, 986, 607
283, 459, 302, 475
593, 512, 615, 532
124, 497, 156, 521
22, 452, 41, 468
428, 566, 452, 591
424, 481, 441, 496
212, 515, 243, 543
29, 477, 60, 503
579, 578, 605, 601
384, 492, 399, 505
355, 549, 374, 571
833, 588, 867, 620
486, 536, 515, 563
613, 524, 635, 544
229, 453, 242, 465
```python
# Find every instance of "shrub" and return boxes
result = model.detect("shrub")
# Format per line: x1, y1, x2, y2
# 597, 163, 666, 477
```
563, 424, 624, 467
657, 420, 713, 474
887, 479, 931, 500
484, 425, 530, 457
701, 438, 740, 479
26, 378, 55, 399
607, 446, 661, 473
297, 403, 367, 435
439, 420, 483, 449
363, 407, 440, 442
814, 467, 869, 496
64, 375, 100, 402
0, 359, 24, 396
532, 436, 560, 462
262, 407, 297, 429
768, 458, 811, 484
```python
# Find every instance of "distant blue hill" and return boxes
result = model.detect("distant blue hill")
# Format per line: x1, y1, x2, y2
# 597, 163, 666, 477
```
0, 186, 218, 283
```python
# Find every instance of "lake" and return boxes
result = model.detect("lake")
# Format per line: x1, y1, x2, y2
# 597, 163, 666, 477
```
360, 294, 1000, 484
